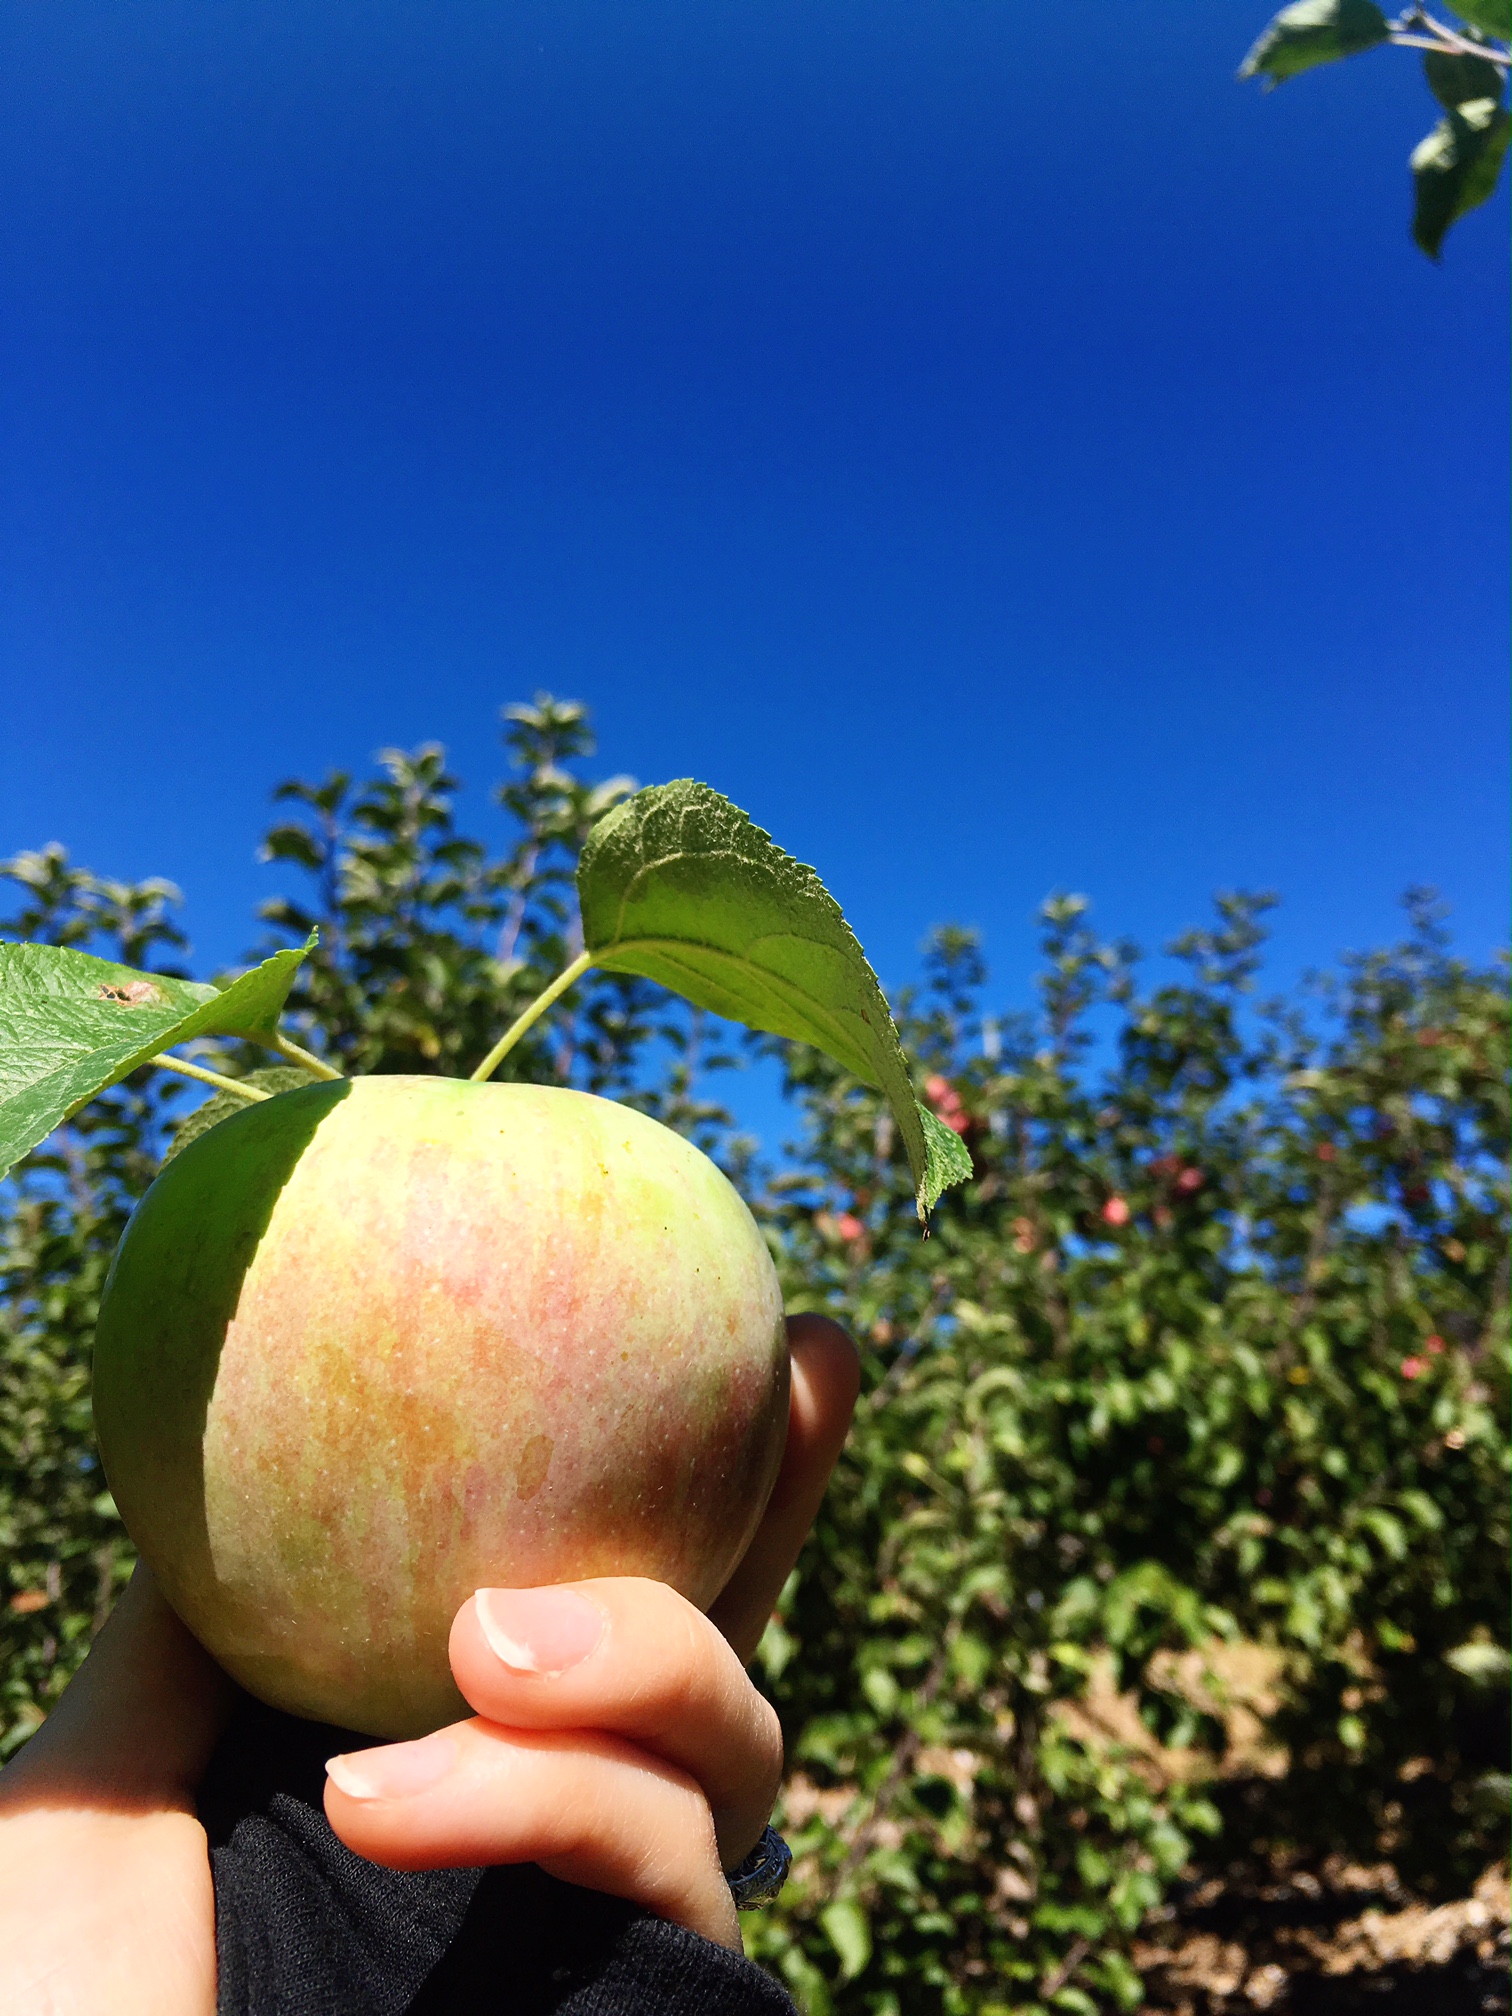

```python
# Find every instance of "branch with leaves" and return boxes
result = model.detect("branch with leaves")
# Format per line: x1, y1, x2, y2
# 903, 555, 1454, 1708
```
1241, 0, 1510, 256
1, 781, 969, 1221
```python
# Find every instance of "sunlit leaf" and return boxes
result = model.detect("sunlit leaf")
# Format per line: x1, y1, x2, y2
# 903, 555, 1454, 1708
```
1445, 1640, 1512, 1688
1239, 0, 1390, 86
577, 780, 972, 1218
0, 937, 315, 1180
1444, 0, 1511, 36
819, 1897, 872, 1982
1411, 96, 1510, 255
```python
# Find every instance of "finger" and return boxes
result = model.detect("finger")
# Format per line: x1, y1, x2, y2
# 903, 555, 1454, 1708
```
709, 1313, 859, 1663
325, 1719, 739, 1952
447, 1578, 781, 1864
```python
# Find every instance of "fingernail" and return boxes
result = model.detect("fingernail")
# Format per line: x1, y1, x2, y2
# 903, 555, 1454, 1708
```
475, 1586, 604, 1675
325, 1733, 457, 1801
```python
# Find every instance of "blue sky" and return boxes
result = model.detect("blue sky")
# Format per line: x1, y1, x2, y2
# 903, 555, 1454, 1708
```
3, 0, 1508, 1056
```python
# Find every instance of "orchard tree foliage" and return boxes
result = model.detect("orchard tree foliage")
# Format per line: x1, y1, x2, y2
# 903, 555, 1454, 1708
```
749, 894, 1509, 2011
255, 698, 646, 1092
0, 851, 193, 1748
2, 700, 1508, 2014
1241, 0, 1510, 256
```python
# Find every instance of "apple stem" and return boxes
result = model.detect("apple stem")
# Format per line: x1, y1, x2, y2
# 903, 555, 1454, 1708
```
266, 1032, 344, 1081
151, 1055, 274, 1102
470, 949, 596, 1082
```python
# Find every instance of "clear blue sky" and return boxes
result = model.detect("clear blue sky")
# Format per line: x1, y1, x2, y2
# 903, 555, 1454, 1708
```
3, 1, 1508, 1038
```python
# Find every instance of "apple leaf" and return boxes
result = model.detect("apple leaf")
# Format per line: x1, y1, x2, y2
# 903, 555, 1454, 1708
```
1423, 48, 1507, 113
0, 936, 316, 1181
1239, 0, 1390, 86
1445, 0, 1511, 37
161, 1065, 313, 1166
576, 780, 973, 1219
1411, 94, 1510, 256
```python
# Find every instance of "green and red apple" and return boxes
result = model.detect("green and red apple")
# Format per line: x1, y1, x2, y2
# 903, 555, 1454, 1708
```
0, 782, 968, 1737
92, 1076, 789, 1738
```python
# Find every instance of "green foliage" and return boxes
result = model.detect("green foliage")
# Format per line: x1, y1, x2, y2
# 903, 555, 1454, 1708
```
161, 1067, 314, 1166
1239, 0, 1390, 85
1445, 1638, 1512, 1685
2, 704, 1507, 2011
0, 938, 313, 1180
747, 890, 1509, 2010
1411, 89, 1510, 256
0, 854, 193, 1751
1241, 0, 1510, 256
1424, 43, 1507, 103
1451, 0, 1512, 37
256, 702, 640, 1088
578, 779, 971, 1218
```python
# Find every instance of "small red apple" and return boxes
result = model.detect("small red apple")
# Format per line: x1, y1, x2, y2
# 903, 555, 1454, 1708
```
924, 1074, 970, 1136
93, 1077, 789, 1738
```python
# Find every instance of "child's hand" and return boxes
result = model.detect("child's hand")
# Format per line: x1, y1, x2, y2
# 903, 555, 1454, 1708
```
0, 1565, 231, 2016
324, 1314, 860, 1952
0, 1314, 858, 2007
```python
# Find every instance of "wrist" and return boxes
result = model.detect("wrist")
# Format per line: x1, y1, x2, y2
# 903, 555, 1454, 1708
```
0, 1566, 233, 1814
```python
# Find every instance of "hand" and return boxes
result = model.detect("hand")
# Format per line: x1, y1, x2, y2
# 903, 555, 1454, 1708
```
0, 1564, 232, 2016
0, 1313, 857, 2006
323, 1312, 860, 1951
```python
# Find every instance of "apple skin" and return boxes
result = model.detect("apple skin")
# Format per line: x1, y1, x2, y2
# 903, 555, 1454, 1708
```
93, 1077, 789, 1738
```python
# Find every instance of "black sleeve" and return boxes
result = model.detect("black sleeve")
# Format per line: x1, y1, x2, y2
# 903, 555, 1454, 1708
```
199, 1695, 799, 2016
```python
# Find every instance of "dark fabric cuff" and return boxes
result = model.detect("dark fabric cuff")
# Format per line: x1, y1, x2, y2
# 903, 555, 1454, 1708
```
201, 1694, 797, 2016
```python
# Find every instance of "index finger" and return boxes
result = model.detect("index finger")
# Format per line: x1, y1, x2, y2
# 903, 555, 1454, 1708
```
447, 1576, 781, 1863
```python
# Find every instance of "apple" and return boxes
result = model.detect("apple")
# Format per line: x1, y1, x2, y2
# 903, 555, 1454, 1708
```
92, 1076, 789, 1739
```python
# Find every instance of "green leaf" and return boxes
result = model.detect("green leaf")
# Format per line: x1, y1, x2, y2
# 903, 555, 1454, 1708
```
1357, 1507, 1407, 1559
1424, 49, 1507, 112
1445, 0, 1512, 37
819, 1898, 872, 1982
0, 936, 316, 1180
576, 780, 973, 1219
1445, 1639, 1512, 1688
161, 1065, 314, 1166
1239, 0, 1390, 85
1050, 1986, 1099, 2016
1411, 97, 1510, 255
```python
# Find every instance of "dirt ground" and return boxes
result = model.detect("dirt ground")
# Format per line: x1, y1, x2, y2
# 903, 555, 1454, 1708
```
1137, 1858, 1510, 2014
1060, 1643, 1509, 2011
779, 1640, 1509, 2010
